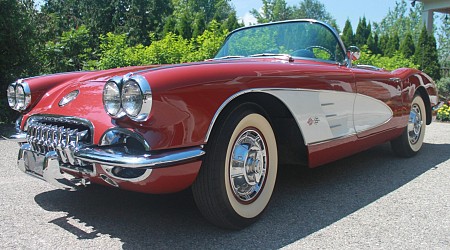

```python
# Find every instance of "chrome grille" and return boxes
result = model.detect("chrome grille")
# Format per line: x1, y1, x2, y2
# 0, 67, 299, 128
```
25, 117, 92, 167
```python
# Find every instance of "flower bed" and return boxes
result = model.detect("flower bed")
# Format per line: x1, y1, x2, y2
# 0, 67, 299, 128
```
437, 103, 450, 121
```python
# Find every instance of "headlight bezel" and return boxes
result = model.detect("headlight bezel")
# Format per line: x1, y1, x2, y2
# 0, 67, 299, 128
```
121, 80, 143, 118
121, 74, 152, 122
7, 80, 31, 111
103, 76, 125, 118
104, 74, 152, 122
7, 83, 16, 108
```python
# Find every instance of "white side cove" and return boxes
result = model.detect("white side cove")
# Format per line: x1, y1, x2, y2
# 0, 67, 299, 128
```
265, 89, 393, 145
353, 94, 393, 133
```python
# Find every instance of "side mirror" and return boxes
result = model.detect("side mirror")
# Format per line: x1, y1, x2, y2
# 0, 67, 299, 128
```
347, 46, 361, 61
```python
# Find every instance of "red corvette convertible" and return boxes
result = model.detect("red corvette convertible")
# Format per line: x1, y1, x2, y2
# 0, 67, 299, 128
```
4, 19, 441, 229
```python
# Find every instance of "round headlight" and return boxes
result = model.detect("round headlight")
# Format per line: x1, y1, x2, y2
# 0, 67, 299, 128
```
121, 80, 143, 118
12, 81, 31, 111
15, 85, 26, 110
103, 81, 122, 116
7, 85, 16, 108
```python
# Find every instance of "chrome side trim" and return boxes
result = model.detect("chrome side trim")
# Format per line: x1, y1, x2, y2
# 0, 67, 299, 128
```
74, 145, 204, 169
204, 89, 267, 143
204, 88, 395, 146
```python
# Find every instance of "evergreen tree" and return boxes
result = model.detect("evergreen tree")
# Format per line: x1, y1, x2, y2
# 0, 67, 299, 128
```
292, 0, 338, 30
399, 32, 415, 58
373, 33, 381, 54
341, 19, 354, 47
414, 25, 441, 79
366, 22, 372, 41
168, 0, 237, 39
355, 17, 369, 47
437, 14, 450, 71
378, 35, 389, 56
367, 33, 378, 54
385, 32, 399, 57
222, 11, 242, 32
251, 0, 292, 23
375, 0, 423, 43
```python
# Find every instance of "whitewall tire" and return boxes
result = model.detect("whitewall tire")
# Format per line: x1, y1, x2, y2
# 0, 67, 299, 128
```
391, 94, 427, 157
192, 103, 278, 229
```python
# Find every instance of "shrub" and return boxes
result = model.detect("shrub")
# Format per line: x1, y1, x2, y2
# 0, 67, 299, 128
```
356, 45, 418, 71
436, 77, 450, 100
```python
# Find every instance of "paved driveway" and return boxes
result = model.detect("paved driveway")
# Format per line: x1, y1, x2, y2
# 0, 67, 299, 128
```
1, 123, 449, 249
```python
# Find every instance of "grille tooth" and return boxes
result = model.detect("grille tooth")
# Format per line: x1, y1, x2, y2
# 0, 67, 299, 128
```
25, 120, 91, 167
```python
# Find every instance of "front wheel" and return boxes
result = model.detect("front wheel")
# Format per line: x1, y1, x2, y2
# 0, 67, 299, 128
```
192, 104, 278, 229
391, 94, 427, 157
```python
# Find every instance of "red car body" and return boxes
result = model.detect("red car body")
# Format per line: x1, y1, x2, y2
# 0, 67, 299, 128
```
5, 20, 441, 229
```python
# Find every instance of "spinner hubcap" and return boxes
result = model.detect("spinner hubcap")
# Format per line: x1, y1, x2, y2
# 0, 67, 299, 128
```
229, 129, 268, 203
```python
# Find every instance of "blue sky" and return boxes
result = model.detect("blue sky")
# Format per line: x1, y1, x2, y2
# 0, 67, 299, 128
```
230, 0, 399, 30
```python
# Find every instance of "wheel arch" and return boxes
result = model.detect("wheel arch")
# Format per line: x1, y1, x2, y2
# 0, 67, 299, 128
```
415, 86, 432, 125
205, 90, 309, 166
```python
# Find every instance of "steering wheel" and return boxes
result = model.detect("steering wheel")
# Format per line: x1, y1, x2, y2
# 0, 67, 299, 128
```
304, 45, 334, 60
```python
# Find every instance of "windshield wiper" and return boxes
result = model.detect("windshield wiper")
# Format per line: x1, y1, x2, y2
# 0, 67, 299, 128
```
249, 53, 291, 57
249, 53, 294, 62
214, 55, 245, 60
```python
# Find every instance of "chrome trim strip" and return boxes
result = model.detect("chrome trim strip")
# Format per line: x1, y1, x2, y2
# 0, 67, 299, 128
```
204, 89, 271, 143
74, 146, 205, 169
205, 87, 348, 143
204, 88, 395, 146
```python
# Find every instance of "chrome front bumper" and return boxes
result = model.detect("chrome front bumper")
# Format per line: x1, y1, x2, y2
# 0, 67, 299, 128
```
15, 142, 204, 191
18, 143, 90, 191
4, 116, 205, 191
74, 145, 205, 168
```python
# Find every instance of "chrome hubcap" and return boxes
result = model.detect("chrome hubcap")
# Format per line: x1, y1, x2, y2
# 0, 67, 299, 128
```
408, 103, 423, 145
229, 129, 267, 203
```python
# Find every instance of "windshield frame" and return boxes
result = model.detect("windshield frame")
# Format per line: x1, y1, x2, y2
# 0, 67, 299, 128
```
214, 19, 350, 66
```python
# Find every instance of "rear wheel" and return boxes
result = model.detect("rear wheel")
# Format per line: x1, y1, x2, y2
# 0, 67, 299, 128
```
192, 103, 278, 229
391, 94, 426, 157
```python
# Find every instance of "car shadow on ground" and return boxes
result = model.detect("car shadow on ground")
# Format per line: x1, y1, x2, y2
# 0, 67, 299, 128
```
33, 142, 450, 249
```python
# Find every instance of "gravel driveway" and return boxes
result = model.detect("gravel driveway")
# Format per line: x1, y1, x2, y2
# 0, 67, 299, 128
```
1, 122, 449, 249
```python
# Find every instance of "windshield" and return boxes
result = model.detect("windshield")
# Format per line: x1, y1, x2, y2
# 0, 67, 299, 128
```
215, 20, 346, 64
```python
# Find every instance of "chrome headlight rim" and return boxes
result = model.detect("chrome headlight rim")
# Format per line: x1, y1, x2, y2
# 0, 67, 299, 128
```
103, 76, 125, 118
122, 74, 152, 122
7, 83, 16, 108
121, 80, 143, 118
13, 80, 31, 111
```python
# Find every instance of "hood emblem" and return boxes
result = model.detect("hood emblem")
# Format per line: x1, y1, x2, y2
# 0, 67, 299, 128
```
59, 90, 79, 107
